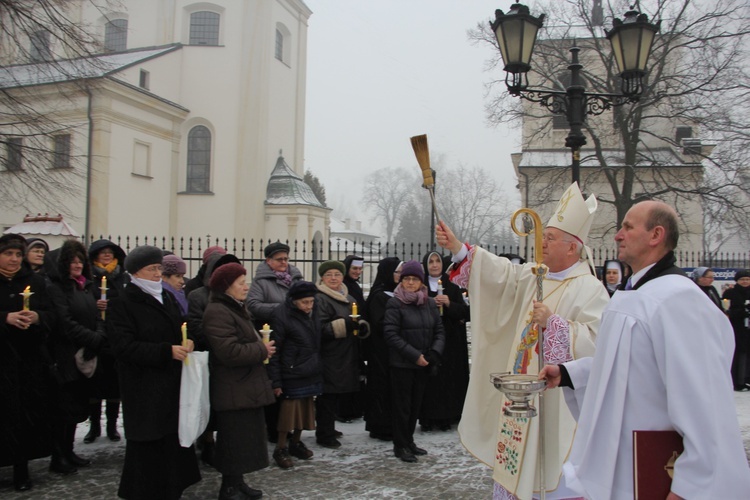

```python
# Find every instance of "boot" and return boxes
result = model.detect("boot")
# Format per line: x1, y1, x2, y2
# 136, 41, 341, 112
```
13, 462, 32, 491
50, 423, 77, 475
106, 400, 121, 441
218, 475, 246, 500
84, 401, 102, 444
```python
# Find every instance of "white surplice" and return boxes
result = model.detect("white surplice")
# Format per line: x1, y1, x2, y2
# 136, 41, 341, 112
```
455, 247, 609, 499
563, 274, 750, 499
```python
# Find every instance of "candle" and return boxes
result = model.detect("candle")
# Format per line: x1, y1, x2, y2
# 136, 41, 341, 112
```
352, 302, 358, 316
437, 280, 444, 315
261, 324, 271, 364
723, 299, 730, 311
21, 285, 33, 311
100, 276, 108, 320
351, 302, 359, 336
181, 322, 189, 365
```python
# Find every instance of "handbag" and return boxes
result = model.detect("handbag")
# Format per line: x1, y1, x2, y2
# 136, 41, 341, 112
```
74, 348, 97, 378
178, 351, 211, 447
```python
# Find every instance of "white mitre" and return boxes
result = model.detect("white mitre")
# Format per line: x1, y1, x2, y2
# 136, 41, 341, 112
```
546, 182, 597, 244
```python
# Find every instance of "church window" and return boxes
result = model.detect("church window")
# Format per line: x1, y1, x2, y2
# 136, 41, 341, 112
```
187, 126, 211, 193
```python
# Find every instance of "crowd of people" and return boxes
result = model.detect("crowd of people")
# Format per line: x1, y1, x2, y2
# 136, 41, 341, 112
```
2, 191, 749, 499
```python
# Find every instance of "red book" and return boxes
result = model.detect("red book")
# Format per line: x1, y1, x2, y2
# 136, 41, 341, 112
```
633, 430, 684, 499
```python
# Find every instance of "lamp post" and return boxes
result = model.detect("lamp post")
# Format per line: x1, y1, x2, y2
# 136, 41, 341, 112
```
491, 3, 660, 184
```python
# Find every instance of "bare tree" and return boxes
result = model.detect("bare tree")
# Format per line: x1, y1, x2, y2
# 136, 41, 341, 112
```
0, 0, 117, 212
471, 0, 750, 248
363, 166, 413, 241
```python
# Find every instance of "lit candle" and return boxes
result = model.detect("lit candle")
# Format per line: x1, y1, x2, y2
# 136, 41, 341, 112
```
352, 302, 358, 316
261, 324, 271, 364
350, 302, 359, 336
181, 322, 189, 365
21, 286, 33, 311
100, 276, 108, 320
437, 280, 444, 315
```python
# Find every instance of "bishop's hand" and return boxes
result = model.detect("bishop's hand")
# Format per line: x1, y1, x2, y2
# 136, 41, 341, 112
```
436, 221, 462, 255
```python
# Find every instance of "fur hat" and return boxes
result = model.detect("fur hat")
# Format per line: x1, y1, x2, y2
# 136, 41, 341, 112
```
0, 234, 26, 254
124, 245, 164, 274
264, 242, 290, 259
162, 254, 187, 276
288, 280, 318, 301
202, 245, 226, 264
58, 240, 91, 281
209, 262, 247, 293
400, 260, 425, 282
318, 260, 346, 277
734, 269, 750, 282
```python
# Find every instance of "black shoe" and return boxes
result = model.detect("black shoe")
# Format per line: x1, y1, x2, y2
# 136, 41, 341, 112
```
408, 442, 427, 456
83, 423, 101, 444
107, 422, 121, 441
238, 483, 263, 499
13, 463, 32, 492
67, 451, 92, 467
218, 485, 246, 500
49, 456, 78, 475
316, 438, 341, 449
394, 447, 417, 463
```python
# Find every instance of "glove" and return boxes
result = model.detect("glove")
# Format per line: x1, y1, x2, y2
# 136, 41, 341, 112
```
424, 349, 442, 366
331, 318, 347, 338
357, 319, 371, 339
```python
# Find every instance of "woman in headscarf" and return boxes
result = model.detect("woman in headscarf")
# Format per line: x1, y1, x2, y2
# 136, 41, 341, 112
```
108, 245, 201, 499
601, 259, 625, 297
362, 257, 402, 441
0, 234, 55, 491
203, 263, 275, 500
723, 269, 750, 391
418, 251, 470, 432
691, 267, 722, 310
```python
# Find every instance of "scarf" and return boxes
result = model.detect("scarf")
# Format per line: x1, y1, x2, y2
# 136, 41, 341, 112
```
94, 258, 119, 274
162, 281, 188, 316
0, 268, 18, 280
394, 283, 428, 306
72, 275, 87, 291
131, 276, 164, 304
274, 270, 292, 287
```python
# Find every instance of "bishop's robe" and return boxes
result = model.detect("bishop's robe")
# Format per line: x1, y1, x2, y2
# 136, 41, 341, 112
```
453, 246, 609, 499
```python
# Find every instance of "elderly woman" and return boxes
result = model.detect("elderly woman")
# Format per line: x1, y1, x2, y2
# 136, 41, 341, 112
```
692, 267, 722, 310
418, 251, 469, 432
47, 240, 107, 474
362, 257, 402, 441
0, 234, 54, 491
601, 260, 625, 297
383, 260, 444, 463
315, 260, 361, 449
161, 254, 188, 319
268, 281, 322, 469
108, 246, 200, 499
24, 238, 49, 274
203, 263, 275, 500
85, 239, 128, 444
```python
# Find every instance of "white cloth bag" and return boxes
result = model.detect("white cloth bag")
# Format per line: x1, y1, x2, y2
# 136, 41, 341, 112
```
178, 351, 210, 447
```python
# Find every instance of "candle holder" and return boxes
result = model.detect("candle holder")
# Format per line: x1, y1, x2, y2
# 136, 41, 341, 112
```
349, 314, 360, 336
490, 373, 547, 418
21, 287, 34, 311
260, 327, 272, 364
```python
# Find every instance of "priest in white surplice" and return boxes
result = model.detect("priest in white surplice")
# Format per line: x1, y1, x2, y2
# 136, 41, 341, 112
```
436, 183, 610, 500
541, 200, 750, 499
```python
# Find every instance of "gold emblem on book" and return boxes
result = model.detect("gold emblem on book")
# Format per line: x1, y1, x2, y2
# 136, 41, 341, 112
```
664, 450, 681, 479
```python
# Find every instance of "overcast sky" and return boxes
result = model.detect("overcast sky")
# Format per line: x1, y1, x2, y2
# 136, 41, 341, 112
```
303, 0, 521, 224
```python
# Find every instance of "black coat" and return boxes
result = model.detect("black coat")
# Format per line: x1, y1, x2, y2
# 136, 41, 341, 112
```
383, 292, 445, 369
723, 284, 750, 352
268, 298, 323, 392
108, 283, 184, 442
0, 267, 55, 466
317, 284, 361, 393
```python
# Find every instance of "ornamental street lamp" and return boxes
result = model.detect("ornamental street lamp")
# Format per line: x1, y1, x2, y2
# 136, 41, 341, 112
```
491, 4, 660, 184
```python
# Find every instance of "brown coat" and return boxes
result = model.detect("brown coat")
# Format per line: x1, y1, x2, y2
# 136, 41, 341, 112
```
203, 293, 274, 411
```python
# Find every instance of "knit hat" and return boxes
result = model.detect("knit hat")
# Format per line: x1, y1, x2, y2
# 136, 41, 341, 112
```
162, 254, 187, 276
0, 234, 27, 254
734, 269, 750, 281
25, 237, 49, 253
209, 262, 246, 293
124, 245, 164, 274
400, 260, 425, 282
318, 260, 346, 277
288, 281, 318, 301
264, 242, 290, 259
202, 245, 227, 264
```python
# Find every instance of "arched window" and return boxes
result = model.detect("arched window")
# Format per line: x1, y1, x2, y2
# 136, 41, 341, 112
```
105, 19, 128, 52
190, 11, 220, 46
187, 126, 211, 193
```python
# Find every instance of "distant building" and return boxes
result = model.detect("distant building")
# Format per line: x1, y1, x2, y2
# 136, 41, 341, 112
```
0, 0, 325, 243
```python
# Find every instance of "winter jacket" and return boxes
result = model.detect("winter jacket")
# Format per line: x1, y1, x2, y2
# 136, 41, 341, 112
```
316, 283, 361, 393
383, 294, 445, 369
267, 297, 323, 392
108, 283, 184, 442
203, 292, 275, 412
247, 261, 303, 327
